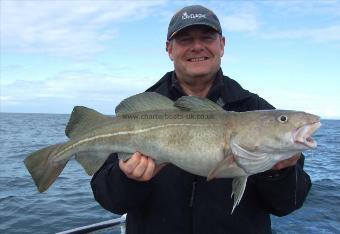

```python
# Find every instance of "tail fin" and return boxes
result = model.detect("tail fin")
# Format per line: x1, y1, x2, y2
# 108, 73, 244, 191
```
24, 143, 67, 192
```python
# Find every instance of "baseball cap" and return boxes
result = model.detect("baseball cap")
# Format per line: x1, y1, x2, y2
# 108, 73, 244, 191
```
167, 5, 222, 40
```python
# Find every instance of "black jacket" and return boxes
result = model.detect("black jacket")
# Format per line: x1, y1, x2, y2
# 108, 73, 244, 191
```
91, 70, 311, 234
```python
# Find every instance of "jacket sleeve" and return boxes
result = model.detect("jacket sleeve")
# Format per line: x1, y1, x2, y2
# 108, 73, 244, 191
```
91, 153, 152, 214
252, 156, 311, 216
251, 95, 312, 216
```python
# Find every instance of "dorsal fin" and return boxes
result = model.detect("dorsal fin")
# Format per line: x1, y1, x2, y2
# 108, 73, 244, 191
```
65, 106, 113, 138
174, 96, 224, 111
115, 92, 177, 114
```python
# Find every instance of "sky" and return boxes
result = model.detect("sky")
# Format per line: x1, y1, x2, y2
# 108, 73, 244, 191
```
1, 0, 340, 119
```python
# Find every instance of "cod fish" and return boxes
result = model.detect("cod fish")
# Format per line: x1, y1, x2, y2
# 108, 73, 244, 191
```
24, 92, 321, 213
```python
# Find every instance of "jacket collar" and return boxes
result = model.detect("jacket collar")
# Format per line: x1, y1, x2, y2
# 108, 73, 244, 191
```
170, 69, 254, 103
145, 69, 255, 104
170, 70, 224, 102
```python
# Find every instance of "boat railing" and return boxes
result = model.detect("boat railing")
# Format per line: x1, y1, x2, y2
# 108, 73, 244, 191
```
56, 214, 126, 234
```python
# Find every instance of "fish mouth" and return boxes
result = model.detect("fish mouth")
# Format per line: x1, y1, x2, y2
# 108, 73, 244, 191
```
293, 122, 321, 148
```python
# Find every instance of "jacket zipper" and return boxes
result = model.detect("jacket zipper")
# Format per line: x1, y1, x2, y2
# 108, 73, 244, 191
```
189, 178, 197, 207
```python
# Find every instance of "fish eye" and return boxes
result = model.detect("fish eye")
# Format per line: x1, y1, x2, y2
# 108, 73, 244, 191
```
278, 115, 288, 123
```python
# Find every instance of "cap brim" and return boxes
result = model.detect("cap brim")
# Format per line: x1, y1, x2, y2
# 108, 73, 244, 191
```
168, 23, 221, 40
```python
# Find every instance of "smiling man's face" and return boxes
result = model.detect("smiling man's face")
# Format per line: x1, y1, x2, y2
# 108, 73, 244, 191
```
166, 25, 225, 82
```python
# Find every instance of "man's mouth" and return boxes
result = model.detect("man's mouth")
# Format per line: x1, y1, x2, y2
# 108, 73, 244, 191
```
187, 57, 209, 62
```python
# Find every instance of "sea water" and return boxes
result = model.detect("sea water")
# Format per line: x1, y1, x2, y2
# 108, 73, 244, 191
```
0, 113, 339, 233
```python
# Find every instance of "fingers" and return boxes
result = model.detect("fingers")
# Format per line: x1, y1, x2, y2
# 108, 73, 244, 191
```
119, 152, 164, 181
119, 152, 142, 174
272, 153, 301, 170
131, 154, 149, 177
142, 157, 156, 181
119, 152, 145, 178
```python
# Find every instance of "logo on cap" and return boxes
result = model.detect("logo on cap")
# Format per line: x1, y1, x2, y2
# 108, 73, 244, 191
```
182, 12, 206, 20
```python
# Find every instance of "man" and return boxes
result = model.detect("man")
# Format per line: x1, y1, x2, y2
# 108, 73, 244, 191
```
91, 5, 311, 234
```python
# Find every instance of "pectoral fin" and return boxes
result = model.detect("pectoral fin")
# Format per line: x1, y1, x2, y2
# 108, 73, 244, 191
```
207, 148, 235, 181
231, 176, 248, 214
207, 154, 235, 181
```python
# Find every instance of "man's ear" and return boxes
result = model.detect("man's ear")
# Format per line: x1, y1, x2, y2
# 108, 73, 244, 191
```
166, 40, 174, 61
220, 36, 226, 57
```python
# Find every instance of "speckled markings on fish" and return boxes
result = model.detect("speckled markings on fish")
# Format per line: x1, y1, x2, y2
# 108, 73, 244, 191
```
24, 92, 321, 213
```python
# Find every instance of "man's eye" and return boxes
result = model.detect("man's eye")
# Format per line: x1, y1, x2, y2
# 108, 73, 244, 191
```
178, 37, 191, 42
202, 35, 216, 41
203, 37, 213, 41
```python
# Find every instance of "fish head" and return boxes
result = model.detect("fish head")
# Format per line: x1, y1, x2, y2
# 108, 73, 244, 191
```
230, 110, 321, 174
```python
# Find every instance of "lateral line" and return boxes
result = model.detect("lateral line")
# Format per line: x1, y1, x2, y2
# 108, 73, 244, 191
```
56, 123, 211, 157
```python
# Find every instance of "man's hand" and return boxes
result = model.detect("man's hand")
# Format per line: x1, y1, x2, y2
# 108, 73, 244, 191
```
119, 152, 167, 181
271, 153, 301, 170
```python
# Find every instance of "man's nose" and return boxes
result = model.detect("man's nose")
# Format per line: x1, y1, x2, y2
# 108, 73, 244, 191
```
191, 38, 204, 51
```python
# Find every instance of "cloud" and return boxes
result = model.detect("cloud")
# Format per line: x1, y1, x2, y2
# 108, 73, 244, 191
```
214, 1, 340, 43
255, 1, 340, 43
263, 1, 340, 17
220, 13, 259, 32
211, 1, 260, 33
260, 25, 340, 43
0, 0, 166, 58
0, 71, 158, 114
